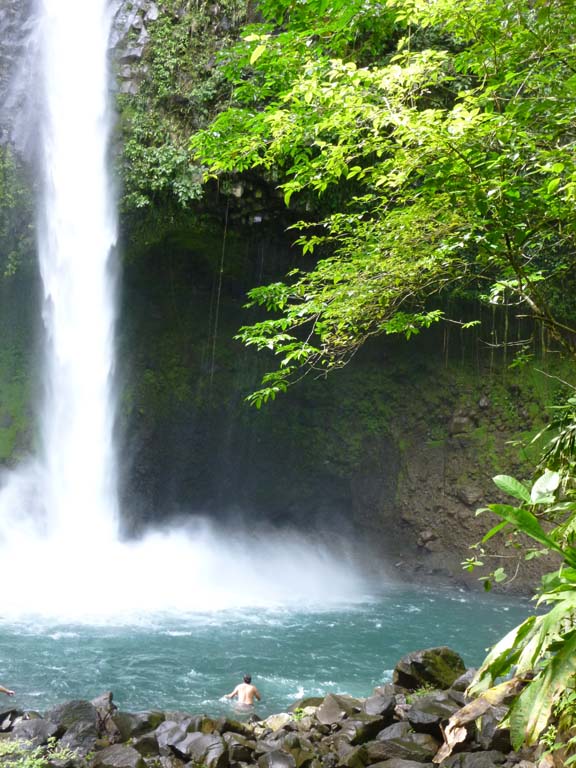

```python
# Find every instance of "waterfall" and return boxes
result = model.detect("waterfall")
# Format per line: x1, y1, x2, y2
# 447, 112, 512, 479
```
37, 0, 119, 544
0, 0, 374, 621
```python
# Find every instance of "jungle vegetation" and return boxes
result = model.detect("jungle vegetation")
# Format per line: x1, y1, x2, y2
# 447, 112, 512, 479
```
187, 0, 576, 757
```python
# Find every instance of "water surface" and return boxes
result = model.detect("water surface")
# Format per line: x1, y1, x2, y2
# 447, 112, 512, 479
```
0, 586, 529, 716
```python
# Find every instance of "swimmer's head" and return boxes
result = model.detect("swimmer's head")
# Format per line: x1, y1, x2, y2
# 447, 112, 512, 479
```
243, 674, 252, 684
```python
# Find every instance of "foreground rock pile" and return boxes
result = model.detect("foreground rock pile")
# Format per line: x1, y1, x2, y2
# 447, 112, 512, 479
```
0, 647, 538, 768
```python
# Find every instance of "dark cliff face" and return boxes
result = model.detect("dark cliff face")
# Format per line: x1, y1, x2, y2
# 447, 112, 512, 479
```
113, 219, 566, 592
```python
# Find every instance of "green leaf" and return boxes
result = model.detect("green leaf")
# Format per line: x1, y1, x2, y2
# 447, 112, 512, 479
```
531, 470, 560, 504
493, 475, 532, 504
250, 44, 267, 65
510, 630, 576, 747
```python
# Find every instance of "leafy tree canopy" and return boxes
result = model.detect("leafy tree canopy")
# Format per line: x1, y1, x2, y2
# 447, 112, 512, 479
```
190, 0, 576, 406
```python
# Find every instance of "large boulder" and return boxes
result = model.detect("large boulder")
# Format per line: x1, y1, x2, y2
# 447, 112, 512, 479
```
10, 718, 59, 746
222, 731, 256, 761
59, 719, 100, 755
289, 698, 324, 713
113, 710, 166, 741
44, 700, 98, 731
155, 720, 192, 755
339, 715, 393, 746
393, 648, 466, 691
0, 709, 23, 732
316, 695, 362, 726
367, 722, 439, 763
170, 731, 229, 768
363, 696, 396, 720
406, 691, 462, 737
258, 749, 297, 768
90, 744, 146, 768
440, 751, 507, 768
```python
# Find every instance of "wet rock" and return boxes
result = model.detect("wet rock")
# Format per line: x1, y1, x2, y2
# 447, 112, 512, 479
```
456, 487, 482, 507
59, 719, 100, 755
475, 706, 511, 753
406, 691, 462, 737
132, 732, 159, 757
338, 744, 368, 768
171, 731, 228, 768
440, 751, 507, 767
45, 699, 98, 731
289, 698, 324, 713
369, 722, 439, 763
91, 744, 146, 768
155, 721, 191, 755
393, 647, 466, 691
258, 749, 297, 768
450, 670, 476, 693
367, 761, 434, 768
339, 715, 392, 745
114, 711, 166, 741
188, 714, 218, 734
316, 694, 362, 725
0, 709, 23, 732
222, 732, 256, 762
156, 757, 185, 768
217, 718, 255, 738
263, 713, 292, 732
10, 718, 59, 746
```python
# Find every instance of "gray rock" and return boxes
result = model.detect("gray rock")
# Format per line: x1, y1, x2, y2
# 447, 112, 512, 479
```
131, 732, 159, 757
10, 718, 59, 746
393, 648, 466, 691
406, 691, 462, 736
339, 715, 393, 746
316, 694, 362, 725
450, 669, 476, 693
171, 731, 228, 768
363, 696, 395, 720
155, 721, 191, 755
222, 732, 256, 762
59, 719, 100, 755
367, 761, 433, 768
289, 698, 324, 713
475, 706, 511, 753
441, 751, 507, 768
258, 750, 297, 768
91, 744, 146, 768
0, 709, 24, 732
44, 699, 98, 730
368, 722, 439, 763
145, 2, 159, 21
113, 711, 165, 741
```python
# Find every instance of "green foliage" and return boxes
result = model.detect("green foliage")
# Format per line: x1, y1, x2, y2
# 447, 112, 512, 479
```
0, 737, 81, 768
117, 0, 248, 217
0, 146, 34, 277
467, 395, 576, 750
191, 0, 576, 402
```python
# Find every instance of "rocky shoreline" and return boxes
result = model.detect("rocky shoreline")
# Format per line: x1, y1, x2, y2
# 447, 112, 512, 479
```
0, 647, 538, 768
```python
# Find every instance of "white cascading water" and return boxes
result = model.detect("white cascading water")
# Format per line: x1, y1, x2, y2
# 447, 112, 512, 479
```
0, 0, 373, 622
38, 0, 119, 546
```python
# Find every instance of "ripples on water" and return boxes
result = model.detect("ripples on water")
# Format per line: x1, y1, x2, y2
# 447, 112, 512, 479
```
0, 586, 530, 716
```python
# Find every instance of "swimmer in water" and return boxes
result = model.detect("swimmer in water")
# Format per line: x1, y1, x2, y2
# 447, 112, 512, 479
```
224, 674, 261, 706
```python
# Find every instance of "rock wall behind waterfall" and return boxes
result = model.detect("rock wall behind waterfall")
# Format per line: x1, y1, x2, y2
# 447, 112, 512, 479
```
113, 224, 564, 593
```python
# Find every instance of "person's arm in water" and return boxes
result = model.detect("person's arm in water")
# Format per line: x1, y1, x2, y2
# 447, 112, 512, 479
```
224, 685, 239, 700
253, 686, 261, 701
0, 685, 14, 696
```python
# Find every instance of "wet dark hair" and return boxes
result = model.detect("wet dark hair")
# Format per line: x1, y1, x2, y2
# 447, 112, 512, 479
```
243, 675, 252, 684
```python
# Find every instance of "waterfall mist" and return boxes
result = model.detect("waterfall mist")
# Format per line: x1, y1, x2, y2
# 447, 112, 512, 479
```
0, 0, 376, 621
